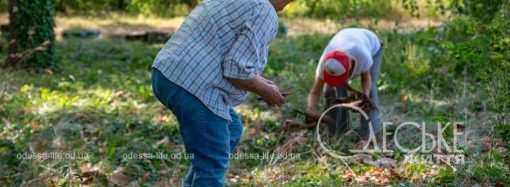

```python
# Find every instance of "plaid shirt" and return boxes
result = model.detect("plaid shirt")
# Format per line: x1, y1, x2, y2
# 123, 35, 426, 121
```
152, 0, 279, 120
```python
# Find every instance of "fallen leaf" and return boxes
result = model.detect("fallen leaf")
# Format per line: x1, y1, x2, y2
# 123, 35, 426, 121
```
274, 130, 307, 155
247, 127, 258, 137
495, 182, 505, 187
108, 172, 130, 186
78, 163, 103, 185
141, 172, 150, 182
154, 136, 170, 148
374, 157, 397, 168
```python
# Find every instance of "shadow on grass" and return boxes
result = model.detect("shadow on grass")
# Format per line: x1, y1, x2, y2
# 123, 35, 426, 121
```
0, 106, 186, 186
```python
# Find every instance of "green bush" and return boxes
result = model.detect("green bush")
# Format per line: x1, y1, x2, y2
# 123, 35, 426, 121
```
402, 0, 510, 112
56, 0, 116, 13
53, 0, 198, 16
455, 0, 505, 22
283, 0, 401, 19
0, 0, 6, 12
127, 0, 194, 17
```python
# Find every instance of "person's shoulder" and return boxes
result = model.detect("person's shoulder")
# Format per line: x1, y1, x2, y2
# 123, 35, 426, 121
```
361, 29, 379, 40
345, 43, 367, 58
222, 0, 277, 27
253, 0, 277, 17
230, 0, 273, 10
250, 0, 278, 27
251, 0, 274, 6
358, 28, 376, 34
231, 0, 276, 17
353, 28, 379, 41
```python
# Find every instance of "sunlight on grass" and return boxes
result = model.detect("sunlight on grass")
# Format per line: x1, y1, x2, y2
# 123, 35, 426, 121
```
283, 17, 443, 36
237, 105, 281, 125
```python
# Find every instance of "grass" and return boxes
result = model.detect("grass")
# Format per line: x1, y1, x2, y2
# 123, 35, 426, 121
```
0, 15, 509, 186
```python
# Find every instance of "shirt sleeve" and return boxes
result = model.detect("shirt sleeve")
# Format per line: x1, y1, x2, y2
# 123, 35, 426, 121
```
222, 3, 278, 80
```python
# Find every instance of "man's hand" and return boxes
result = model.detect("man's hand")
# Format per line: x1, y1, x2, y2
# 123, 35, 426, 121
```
227, 75, 286, 107
262, 77, 275, 85
259, 83, 286, 106
304, 109, 322, 124
259, 77, 286, 106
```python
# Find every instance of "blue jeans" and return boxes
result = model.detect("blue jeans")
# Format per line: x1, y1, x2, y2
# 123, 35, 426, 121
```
324, 46, 383, 139
152, 68, 243, 187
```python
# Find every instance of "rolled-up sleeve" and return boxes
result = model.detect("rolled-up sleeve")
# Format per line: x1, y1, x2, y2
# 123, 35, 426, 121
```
223, 3, 278, 80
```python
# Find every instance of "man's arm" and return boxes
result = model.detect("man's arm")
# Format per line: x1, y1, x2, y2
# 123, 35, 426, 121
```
222, 3, 284, 106
361, 71, 371, 97
307, 78, 325, 112
228, 76, 285, 106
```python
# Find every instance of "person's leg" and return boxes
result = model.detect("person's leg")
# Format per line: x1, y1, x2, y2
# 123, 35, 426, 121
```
152, 68, 178, 111
176, 104, 229, 187
153, 69, 194, 185
228, 109, 243, 153
183, 167, 194, 187
223, 109, 243, 186
324, 86, 336, 136
335, 86, 351, 136
152, 69, 230, 187
360, 48, 383, 138
183, 110, 243, 186
324, 85, 350, 136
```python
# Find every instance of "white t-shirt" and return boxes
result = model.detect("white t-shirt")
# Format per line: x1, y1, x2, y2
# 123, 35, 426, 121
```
316, 28, 381, 80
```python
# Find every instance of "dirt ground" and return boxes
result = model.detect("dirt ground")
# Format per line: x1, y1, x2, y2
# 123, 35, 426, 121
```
0, 13, 443, 39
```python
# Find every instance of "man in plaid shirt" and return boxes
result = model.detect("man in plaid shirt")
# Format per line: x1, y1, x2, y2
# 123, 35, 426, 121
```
151, 0, 292, 186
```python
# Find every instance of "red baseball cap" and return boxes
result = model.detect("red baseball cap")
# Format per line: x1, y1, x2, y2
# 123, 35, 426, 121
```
323, 50, 350, 87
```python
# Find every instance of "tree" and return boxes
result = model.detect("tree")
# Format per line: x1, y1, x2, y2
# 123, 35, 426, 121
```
116, 0, 128, 11
5, 0, 56, 69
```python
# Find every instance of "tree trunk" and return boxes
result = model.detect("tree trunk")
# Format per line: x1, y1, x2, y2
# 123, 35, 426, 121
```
56, 0, 69, 15
5, 0, 17, 66
5, 0, 56, 69
117, 0, 127, 11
